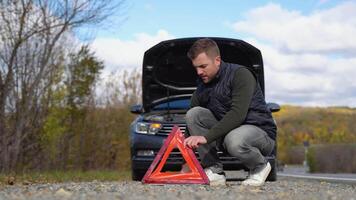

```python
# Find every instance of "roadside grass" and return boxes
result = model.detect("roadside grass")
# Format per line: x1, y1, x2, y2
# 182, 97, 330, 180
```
0, 170, 131, 185
306, 143, 356, 173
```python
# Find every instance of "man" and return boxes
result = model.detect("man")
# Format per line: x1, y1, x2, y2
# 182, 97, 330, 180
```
182, 38, 277, 186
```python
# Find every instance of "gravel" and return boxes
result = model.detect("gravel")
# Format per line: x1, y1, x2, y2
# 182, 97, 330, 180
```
0, 172, 355, 200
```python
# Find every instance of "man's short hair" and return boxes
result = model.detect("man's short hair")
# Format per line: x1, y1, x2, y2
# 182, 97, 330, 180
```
187, 38, 220, 60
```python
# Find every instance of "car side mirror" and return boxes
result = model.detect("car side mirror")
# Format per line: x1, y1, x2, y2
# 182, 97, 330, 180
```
130, 104, 143, 114
267, 102, 280, 113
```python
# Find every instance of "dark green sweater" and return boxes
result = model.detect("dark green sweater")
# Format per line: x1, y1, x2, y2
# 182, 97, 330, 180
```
190, 67, 256, 143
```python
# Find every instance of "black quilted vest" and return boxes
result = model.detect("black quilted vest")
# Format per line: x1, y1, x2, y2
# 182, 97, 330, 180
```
195, 61, 277, 140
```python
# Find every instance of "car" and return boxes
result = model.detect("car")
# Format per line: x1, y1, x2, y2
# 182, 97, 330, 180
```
129, 37, 280, 182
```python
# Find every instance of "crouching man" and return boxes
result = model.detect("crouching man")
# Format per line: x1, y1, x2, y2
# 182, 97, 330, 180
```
183, 38, 276, 186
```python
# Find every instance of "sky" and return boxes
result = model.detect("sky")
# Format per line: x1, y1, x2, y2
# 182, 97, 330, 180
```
90, 0, 356, 107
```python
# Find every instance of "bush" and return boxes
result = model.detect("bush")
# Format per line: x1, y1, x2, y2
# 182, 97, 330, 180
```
306, 143, 356, 173
286, 146, 305, 165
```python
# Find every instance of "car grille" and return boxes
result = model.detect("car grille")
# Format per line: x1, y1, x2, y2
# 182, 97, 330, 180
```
152, 149, 242, 162
157, 123, 187, 136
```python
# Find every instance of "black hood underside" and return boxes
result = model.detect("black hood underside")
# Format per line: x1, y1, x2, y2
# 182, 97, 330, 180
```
142, 37, 265, 112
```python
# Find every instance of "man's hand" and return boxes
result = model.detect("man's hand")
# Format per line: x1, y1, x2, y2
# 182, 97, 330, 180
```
184, 136, 207, 149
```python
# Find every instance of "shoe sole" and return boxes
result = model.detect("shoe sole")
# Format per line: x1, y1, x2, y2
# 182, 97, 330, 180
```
209, 179, 226, 186
242, 181, 264, 187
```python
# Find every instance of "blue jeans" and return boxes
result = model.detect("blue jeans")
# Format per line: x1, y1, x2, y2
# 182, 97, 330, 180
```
185, 106, 275, 174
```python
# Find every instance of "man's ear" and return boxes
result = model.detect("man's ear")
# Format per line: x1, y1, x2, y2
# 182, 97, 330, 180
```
215, 56, 221, 66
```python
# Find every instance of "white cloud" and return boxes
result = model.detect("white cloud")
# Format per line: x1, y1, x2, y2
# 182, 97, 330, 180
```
91, 29, 174, 73
232, 2, 356, 107
91, 30, 175, 98
233, 2, 356, 55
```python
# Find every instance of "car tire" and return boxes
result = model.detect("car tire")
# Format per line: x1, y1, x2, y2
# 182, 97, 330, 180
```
131, 169, 146, 181
266, 162, 277, 182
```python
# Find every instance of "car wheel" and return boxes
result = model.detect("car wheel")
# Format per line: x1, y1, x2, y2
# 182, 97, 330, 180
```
131, 169, 146, 181
266, 162, 277, 182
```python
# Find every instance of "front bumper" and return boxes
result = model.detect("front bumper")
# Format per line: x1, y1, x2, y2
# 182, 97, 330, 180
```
130, 128, 276, 172
132, 149, 276, 172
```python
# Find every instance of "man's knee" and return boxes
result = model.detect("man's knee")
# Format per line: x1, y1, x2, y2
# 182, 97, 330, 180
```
224, 133, 248, 156
185, 106, 206, 125
185, 106, 218, 137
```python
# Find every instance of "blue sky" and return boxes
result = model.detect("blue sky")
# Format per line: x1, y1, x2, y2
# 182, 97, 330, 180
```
98, 0, 341, 40
91, 0, 356, 107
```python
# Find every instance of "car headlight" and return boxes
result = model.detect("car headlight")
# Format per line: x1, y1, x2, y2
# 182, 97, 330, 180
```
135, 122, 162, 135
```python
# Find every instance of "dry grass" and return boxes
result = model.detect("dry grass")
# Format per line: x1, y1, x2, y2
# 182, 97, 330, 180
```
0, 170, 131, 185
307, 144, 356, 173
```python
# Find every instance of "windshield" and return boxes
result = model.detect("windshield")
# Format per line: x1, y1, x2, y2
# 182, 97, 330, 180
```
152, 99, 190, 110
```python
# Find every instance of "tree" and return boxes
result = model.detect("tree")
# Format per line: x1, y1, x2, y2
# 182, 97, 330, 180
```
0, 0, 124, 172
99, 69, 142, 107
64, 45, 103, 170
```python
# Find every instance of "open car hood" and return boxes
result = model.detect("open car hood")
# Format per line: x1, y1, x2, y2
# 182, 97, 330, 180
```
142, 37, 264, 112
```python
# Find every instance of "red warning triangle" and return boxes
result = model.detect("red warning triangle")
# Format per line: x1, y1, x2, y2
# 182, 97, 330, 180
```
142, 125, 209, 184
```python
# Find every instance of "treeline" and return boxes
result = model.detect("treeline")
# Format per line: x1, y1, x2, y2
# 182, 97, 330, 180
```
273, 105, 356, 164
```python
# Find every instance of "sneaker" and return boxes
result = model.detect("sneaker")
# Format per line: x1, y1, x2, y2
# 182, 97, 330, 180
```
204, 168, 226, 186
242, 162, 271, 186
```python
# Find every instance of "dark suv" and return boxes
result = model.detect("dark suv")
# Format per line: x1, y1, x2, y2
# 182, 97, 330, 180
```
130, 37, 280, 181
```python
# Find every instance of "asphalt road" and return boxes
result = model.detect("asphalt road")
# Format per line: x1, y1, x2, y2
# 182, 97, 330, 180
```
278, 165, 356, 184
